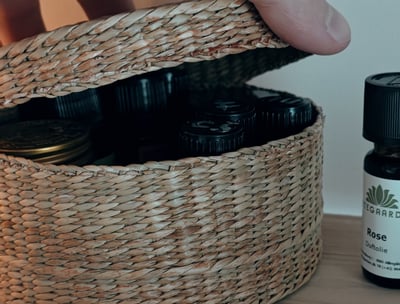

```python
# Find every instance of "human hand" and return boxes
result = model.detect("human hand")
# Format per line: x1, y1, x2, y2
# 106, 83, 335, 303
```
133, 0, 351, 55
250, 0, 351, 55
0, 0, 45, 45
0, 0, 351, 54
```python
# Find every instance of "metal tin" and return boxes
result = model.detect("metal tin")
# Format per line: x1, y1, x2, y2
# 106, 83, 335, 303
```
0, 119, 93, 165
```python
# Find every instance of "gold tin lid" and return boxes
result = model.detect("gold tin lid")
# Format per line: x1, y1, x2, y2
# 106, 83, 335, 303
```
0, 119, 92, 164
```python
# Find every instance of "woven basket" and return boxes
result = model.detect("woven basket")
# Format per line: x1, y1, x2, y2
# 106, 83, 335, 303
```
0, 1, 323, 303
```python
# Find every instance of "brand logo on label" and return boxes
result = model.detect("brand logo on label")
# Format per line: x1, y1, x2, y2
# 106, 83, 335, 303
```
364, 185, 400, 219
366, 185, 399, 209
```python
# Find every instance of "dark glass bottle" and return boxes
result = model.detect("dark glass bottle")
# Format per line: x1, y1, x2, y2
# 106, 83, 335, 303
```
362, 72, 400, 288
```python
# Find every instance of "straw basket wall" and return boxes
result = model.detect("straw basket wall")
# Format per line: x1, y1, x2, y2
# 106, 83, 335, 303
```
0, 0, 324, 303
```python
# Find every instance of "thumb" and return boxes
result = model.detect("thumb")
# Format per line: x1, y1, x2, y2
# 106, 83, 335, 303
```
250, 0, 351, 55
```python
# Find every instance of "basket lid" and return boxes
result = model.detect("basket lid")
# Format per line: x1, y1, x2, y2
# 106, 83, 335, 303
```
0, 0, 309, 109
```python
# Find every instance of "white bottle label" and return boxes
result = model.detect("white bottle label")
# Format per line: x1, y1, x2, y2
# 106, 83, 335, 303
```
362, 172, 400, 278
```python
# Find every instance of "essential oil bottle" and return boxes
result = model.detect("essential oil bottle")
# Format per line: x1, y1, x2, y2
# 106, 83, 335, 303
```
362, 72, 400, 288
178, 118, 244, 158
254, 94, 314, 144
200, 88, 256, 146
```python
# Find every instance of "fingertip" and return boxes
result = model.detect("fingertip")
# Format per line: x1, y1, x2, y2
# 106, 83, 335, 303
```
251, 0, 351, 55
323, 5, 351, 54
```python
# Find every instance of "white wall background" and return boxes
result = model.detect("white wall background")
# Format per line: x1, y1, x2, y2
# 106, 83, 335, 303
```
249, 0, 400, 216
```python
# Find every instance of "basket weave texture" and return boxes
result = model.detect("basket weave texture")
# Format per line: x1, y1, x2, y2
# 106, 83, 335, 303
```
0, 110, 323, 303
0, 0, 323, 303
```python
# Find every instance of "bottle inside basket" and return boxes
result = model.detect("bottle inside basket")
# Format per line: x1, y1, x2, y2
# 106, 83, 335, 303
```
198, 86, 257, 146
187, 85, 316, 147
18, 89, 115, 164
0, 119, 94, 165
19, 89, 103, 124
253, 90, 314, 145
99, 68, 189, 164
54, 89, 114, 165
178, 118, 244, 158
362, 72, 400, 289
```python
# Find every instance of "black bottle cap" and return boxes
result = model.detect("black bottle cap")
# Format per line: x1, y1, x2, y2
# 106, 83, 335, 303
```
55, 89, 102, 123
160, 68, 189, 97
114, 74, 168, 114
256, 95, 314, 141
363, 73, 400, 144
203, 99, 256, 123
202, 98, 256, 146
179, 119, 244, 157
19, 89, 102, 125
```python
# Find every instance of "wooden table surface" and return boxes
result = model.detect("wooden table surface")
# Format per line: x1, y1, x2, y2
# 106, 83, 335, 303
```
279, 215, 399, 304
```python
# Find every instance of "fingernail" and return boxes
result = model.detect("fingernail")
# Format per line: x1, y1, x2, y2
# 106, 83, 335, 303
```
325, 5, 350, 44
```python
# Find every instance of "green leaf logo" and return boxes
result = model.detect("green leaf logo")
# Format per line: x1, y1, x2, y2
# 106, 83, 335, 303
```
366, 185, 399, 209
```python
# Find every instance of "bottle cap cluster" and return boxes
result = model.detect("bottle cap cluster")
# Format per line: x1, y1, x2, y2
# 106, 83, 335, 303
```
0, 68, 316, 165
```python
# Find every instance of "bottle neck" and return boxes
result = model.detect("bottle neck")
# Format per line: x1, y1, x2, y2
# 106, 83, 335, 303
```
373, 143, 400, 158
